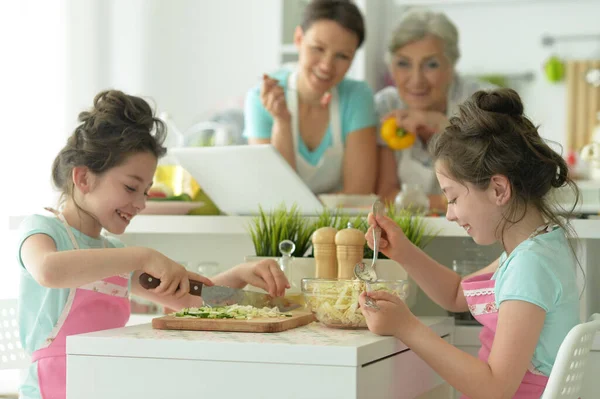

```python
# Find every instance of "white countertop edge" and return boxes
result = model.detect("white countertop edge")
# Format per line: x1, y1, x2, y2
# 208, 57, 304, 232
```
66, 317, 453, 367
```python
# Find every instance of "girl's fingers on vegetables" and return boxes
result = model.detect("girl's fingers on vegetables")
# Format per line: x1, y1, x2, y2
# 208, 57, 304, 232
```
260, 265, 279, 297
270, 263, 288, 297
250, 266, 273, 296
271, 266, 288, 296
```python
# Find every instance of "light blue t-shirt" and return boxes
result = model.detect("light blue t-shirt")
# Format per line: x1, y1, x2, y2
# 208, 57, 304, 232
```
493, 227, 580, 376
243, 68, 378, 166
16, 214, 126, 399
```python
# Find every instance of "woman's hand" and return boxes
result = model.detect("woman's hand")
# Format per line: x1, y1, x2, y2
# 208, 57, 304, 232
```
365, 212, 412, 263
382, 109, 448, 143
358, 290, 418, 338
141, 249, 213, 300
260, 74, 291, 122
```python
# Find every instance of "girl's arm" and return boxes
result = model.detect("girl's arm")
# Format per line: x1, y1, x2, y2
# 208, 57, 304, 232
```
130, 259, 290, 312
343, 126, 377, 194
21, 234, 151, 288
21, 233, 208, 302
398, 300, 546, 399
366, 214, 500, 312
398, 244, 500, 312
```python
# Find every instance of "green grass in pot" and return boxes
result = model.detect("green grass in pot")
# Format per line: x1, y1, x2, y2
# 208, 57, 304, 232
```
312, 207, 365, 232
247, 204, 314, 257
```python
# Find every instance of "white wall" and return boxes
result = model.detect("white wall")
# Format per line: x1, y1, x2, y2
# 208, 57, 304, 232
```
67, 0, 600, 149
386, 0, 600, 150
4, 0, 282, 297
66, 0, 282, 134
2, 0, 67, 299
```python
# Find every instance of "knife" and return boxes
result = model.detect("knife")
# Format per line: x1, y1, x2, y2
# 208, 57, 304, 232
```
138, 273, 300, 312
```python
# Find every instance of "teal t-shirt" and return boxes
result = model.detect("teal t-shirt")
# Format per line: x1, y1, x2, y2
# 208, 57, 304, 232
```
243, 68, 378, 166
16, 214, 126, 399
493, 227, 580, 376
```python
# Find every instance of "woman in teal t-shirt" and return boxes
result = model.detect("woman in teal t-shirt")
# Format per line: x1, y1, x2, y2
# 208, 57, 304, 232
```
243, 0, 378, 195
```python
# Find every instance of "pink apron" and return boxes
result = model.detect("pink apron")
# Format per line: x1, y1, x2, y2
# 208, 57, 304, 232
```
461, 273, 549, 399
30, 209, 131, 399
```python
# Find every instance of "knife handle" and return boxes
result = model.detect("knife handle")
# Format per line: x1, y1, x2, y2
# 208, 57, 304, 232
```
138, 273, 204, 296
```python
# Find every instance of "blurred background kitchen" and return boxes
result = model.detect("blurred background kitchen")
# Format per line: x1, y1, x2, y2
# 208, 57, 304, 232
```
4, 0, 600, 299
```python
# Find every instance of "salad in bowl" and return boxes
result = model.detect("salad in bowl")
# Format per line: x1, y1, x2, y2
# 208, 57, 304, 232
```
301, 278, 411, 329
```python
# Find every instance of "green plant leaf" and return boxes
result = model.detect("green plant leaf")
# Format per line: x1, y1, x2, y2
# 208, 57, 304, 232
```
246, 202, 440, 258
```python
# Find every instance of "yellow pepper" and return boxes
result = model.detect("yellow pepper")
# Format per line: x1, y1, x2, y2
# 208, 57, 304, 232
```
380, 117, 415, 150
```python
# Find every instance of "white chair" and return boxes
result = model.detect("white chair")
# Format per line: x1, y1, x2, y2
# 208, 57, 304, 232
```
541, 313, 600, 399
0, 299, 29, 398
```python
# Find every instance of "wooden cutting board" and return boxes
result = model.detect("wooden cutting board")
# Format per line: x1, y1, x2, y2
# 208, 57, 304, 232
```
151, 311, 316, 333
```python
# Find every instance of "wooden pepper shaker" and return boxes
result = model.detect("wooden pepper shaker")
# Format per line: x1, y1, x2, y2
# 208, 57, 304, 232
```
312, 227, 338, 279
335, 225, 366, 279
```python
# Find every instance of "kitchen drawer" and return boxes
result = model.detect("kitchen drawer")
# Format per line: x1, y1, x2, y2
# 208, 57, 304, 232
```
69, 348, 450, 399
68, 356, 358, 399
358, 347, 447, 398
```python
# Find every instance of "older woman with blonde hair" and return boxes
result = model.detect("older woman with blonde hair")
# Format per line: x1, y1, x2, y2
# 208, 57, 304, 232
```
375, 8, 495, 210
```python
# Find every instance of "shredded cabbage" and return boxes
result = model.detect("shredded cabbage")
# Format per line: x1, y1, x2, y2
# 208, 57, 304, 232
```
174, 305, 293, 320
304, 280, 408, 329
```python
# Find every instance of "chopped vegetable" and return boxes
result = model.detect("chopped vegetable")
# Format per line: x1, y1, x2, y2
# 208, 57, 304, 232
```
304, 280, 408, 328
174, 304, 293, 320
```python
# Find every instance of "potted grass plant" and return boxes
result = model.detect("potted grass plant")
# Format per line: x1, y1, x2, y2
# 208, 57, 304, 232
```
244, 204, 317, 293
244, 202, 439, 305
247, 204, 314, 258
245, 203, 438, 260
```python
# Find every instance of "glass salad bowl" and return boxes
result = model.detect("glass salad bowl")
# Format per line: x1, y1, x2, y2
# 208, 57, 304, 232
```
301, 278, 411, 329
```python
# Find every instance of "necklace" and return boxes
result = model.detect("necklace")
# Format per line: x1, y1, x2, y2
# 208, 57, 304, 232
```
529, 223, 553, 239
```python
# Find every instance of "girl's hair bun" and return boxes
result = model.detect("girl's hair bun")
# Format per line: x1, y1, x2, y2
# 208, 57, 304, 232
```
474, 88, 524, 117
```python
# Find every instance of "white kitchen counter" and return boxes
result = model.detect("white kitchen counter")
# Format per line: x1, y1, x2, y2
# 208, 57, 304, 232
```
66, 317, 454, 399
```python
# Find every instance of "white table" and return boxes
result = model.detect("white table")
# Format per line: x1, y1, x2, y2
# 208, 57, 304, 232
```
66, 317, 454, 399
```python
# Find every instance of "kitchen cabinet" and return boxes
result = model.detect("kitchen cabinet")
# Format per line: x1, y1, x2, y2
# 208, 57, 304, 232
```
66, 317, 454, 399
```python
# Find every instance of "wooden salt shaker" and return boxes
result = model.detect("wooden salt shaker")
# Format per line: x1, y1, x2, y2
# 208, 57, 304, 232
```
312, 227, 338, 279
335, 225, 366, 279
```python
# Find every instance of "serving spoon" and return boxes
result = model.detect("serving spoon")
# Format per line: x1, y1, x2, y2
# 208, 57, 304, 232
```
354, 200, 386, 310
